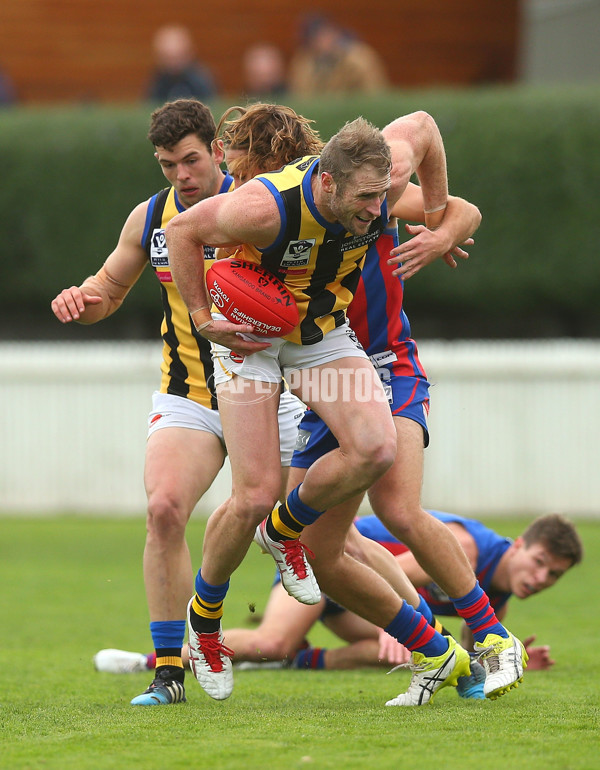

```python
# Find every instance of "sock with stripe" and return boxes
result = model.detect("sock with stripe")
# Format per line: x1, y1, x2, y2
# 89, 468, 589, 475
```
266, 485, 325, 542
292, 647, 326, 669
450, 581, 508, 644
385, 600, 449, 658
150, 620, 186, 681
189, 571, 230, 634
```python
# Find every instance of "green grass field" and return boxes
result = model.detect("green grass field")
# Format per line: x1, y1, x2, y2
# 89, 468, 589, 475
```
1, 514, 599, 770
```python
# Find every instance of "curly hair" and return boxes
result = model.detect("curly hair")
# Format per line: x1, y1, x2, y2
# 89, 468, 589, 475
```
216, 103, 323, 181
147, 98, 216, 151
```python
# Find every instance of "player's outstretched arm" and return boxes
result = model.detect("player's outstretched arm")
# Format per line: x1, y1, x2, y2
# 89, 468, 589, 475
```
389, 195, 482, 279
50, 202, 149, 325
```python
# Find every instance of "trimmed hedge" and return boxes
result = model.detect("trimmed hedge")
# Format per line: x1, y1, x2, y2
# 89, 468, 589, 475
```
2, 85, 600, 340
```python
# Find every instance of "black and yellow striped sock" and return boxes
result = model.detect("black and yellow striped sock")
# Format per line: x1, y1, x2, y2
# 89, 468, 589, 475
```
265, 486, 325, 542
266, 501, 303, 541
189, 593, 224, 634
155, 652, 185, 682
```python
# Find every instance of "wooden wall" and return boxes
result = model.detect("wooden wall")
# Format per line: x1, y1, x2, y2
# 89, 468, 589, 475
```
0, 0, 520, 103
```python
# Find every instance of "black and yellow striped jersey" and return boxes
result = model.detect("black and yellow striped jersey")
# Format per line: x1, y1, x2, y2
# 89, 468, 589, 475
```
141, 174, 233, 408
242, 156, 388, 345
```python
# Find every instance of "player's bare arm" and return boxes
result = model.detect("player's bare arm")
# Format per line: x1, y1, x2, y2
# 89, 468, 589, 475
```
166, 181, 281, 353
382, 111, 448, 213
50, 201, 149, 324
390, 195, 482, 279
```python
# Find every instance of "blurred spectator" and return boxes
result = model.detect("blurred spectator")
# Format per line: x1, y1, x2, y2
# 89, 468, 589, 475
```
0, 65, 17, 106
145, 25, 217, 102
289, 14, 389, 96
242, 43, 288, 100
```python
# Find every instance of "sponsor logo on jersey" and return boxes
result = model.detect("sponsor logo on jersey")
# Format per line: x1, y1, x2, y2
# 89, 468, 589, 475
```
340, 228, 382, 253
294, 428, 312, 451
370, 350, 397, 367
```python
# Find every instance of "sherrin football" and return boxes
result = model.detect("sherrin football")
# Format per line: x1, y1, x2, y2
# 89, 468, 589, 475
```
206, 259, 299, 337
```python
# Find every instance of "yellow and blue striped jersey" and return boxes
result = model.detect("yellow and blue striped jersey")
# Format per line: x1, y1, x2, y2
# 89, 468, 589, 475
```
142, 174, 233, 408
242, 156, 388, 345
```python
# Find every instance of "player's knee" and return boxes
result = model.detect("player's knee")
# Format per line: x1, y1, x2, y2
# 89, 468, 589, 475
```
146, 493, 188, 541
230, 487, 279, 527
250, 633, 298, 661
374, 431, 397, 472
352, 431, 396, 479
376, 505, 425, 542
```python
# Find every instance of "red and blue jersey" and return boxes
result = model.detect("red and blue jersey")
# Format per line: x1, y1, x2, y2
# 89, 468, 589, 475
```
290, 222, 432, 470
354, 511, 513, 616
347, 223, 428, 381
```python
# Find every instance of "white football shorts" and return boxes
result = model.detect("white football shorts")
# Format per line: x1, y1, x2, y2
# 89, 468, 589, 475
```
211, 318, 368, 387
147, 390, 303, 466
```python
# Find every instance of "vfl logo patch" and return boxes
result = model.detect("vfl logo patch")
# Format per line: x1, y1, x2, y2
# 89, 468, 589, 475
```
150, 229, 169, 267
280, 239, 315, 268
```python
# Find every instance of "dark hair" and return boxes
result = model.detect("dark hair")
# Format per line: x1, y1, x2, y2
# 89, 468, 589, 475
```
147, 98, 216, 151
521, 513, 583, 567
216, 102, 323, 180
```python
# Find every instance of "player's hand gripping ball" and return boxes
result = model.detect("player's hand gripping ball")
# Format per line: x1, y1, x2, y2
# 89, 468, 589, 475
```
206, 259, 299, 337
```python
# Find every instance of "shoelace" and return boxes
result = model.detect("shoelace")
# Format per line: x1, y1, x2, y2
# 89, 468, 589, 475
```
387, 660, 418, 675
387, 645, 458, 676
198, 634, 235, 672
475, 644, 501, 672
281, 538, 315, 579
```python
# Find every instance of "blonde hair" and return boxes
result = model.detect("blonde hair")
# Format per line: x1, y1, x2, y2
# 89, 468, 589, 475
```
319, 116, 391, 191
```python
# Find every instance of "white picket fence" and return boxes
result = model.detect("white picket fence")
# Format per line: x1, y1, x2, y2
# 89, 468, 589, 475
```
1, 340, 598, 517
